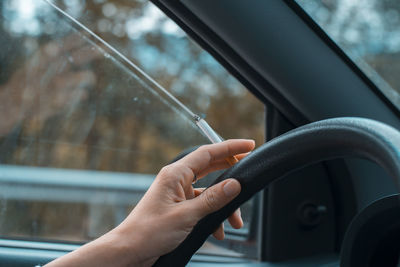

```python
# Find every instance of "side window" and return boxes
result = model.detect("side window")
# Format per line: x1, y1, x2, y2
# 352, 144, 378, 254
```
296, 0, 400, 109
0, 0, 264, 258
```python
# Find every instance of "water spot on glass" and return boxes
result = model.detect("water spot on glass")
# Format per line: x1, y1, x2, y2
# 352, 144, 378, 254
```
104, 53, 110, 58
132, 97, 138, 102
68, 56, 74, 63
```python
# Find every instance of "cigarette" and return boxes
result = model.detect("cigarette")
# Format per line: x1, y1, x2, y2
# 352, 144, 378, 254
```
195, 117, 239, 166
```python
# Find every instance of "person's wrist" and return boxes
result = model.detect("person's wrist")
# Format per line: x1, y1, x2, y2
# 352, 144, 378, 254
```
107, 221, 156, 267
44, 224, 151, 267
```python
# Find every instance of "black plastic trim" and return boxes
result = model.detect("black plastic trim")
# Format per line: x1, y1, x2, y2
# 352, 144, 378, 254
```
282, 0, 400, 121
151, 0, 309, 127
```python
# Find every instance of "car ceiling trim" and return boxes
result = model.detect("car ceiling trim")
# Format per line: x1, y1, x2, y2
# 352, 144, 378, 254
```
282, 0, 400, 120
176, 0, 400, 131
151, 0, 309, 127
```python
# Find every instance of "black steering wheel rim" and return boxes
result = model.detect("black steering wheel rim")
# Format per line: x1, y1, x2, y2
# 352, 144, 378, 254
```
154, 117, 400, 266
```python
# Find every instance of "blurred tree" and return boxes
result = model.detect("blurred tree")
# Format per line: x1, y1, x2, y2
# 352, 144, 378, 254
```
0, 0, 264, 174
0, 0, 265, 242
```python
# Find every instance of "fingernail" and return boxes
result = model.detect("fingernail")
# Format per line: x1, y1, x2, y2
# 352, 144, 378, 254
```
223, 180, 240, 197
244, 139, 256, 146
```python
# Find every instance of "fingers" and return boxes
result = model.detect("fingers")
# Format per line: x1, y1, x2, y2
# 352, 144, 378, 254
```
213, 223, 225, 240
193, 188, 205, 197
228, 209, 243, 229
194, 151, 252, 179
213, 210, 242, 240
195, 160, 232, 178
235, 152, 251, 161
193, 185, 242, 241
194, 188, 243, 230
178, 139, 255, 184
186, 178, 241, 219
196, 153, 250, 178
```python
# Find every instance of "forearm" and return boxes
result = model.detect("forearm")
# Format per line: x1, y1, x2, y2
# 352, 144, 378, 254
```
44, 229, 152, 267
43, 140, 251, 267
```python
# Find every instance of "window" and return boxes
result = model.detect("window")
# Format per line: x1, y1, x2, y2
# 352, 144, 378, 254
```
296, 0, 400, 108
0, 0, 264, 259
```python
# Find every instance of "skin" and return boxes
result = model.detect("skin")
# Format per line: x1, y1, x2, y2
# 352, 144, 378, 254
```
45, 139, 255, 267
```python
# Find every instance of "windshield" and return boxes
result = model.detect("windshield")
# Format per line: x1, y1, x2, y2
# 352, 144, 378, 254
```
0, 0, 264, 260
296, 0, 400, 108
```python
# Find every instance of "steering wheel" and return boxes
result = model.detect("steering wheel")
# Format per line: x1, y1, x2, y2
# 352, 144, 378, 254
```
154, 117, 400, 266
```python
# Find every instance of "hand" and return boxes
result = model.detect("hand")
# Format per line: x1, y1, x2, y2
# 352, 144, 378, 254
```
116, 139, 255, 265
45, 139, 255, 267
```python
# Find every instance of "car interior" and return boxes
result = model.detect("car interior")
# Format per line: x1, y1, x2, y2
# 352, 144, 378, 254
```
1, 0, 400, 266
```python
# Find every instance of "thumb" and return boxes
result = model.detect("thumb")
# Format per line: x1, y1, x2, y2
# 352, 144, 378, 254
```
188, 178, 241, 219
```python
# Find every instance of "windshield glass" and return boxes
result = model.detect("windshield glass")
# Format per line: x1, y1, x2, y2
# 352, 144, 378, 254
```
296, 0, 400, 107
0, 0, 264, 260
